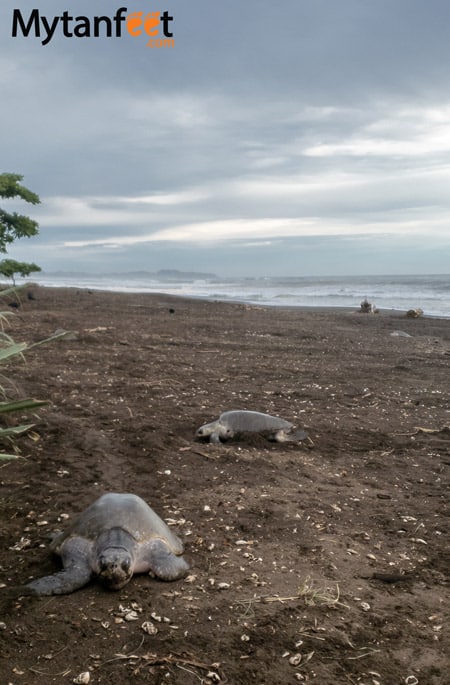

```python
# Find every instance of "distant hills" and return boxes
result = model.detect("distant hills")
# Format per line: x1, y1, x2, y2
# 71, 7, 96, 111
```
42, 269, 218, 281
155, 269, 217, 281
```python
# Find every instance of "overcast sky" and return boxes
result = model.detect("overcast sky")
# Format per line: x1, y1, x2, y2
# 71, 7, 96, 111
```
1, 0, 450, 276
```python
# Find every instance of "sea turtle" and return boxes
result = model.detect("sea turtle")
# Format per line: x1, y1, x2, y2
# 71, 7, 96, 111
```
26, 493, 189, 595
196, 410, 307, 444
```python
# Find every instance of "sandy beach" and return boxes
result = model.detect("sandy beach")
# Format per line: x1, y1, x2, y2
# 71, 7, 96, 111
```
1, 286, 449, 684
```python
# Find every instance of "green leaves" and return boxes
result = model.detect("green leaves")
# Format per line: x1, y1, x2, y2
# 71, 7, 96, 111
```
0, 173, 45, 458
0, 258, 42, 285
0, 398, 48, 414
0, 293, 55, 458
0, 172, 40, 254
0, 173, 40, 205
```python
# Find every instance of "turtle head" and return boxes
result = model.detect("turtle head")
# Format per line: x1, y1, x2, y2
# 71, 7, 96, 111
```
196, 421, 215, 439
196, 420, 230, 442
97, 548, 133, 590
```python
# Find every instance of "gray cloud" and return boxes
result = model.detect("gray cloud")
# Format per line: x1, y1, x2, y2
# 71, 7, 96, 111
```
1, 0, 450, 276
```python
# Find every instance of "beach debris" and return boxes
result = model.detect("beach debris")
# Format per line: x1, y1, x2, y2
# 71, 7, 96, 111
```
390, 330, 412, 338
406, 308, 424, 318
99, 651, 224, 682
52, 328, 79, 341
26, 493, 189, 595
141, 620, 159, 635
196, 410, 308, 444
359, 298, 378, 314
9, 536, 31, 551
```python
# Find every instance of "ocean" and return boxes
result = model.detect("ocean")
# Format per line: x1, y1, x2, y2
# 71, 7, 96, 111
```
26, 272, 450, 318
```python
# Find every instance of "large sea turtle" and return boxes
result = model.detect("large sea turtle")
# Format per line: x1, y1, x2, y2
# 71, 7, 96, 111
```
196, 410, 307, 444
26, 493, 189, 595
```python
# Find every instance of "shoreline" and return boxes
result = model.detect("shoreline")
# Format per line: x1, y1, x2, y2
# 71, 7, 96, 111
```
22, 283, 450, 321
6, 271, 448, 318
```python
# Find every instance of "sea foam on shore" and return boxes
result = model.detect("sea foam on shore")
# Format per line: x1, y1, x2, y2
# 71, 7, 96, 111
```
20, 272, 450, 318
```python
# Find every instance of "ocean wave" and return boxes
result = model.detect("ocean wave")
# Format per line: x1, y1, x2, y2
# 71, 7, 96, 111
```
22, 273, 450, 318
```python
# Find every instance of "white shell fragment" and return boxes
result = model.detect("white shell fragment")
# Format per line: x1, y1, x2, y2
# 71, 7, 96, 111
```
124, 610, 139, 621
141, 621, 158, 635
289, 653, 302, 666
73, 672, 90, 684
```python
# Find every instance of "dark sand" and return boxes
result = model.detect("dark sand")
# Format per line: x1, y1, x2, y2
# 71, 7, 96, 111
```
1, 286, 449, 684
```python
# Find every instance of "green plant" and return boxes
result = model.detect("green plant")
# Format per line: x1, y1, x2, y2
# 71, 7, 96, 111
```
0, 172, 40, 253
0, 174, 48, 459
0, 258, 41, 285
0, 290, 70, 460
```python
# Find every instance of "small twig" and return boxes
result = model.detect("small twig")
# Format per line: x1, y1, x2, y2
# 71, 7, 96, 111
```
29, 667, 71, 676
296, 631, 326, 642
176, 663, 204, 681
347, 648, 381, 660
192, 449, 220, 460
234, 579, 348, 611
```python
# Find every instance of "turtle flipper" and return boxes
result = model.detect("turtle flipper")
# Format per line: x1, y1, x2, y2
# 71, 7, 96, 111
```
140, 539, 189, 581
27, 564, 92, 595
285, 428, 308, 442
27, 537, 93, 595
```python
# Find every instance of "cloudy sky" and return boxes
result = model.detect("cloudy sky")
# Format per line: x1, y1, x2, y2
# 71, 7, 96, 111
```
1, 0, 450, 276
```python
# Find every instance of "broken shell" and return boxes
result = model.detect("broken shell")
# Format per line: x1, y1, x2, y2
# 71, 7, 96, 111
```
150, 611, 162, 622
73, 672, 90, 684
9, 537, 31, 551
289, 653, 302, 666
360, 602, 371, 612
141, 621, 158, 635
240, 634, 250, 642
124, 611, 139, 621
217, 582, 230, 590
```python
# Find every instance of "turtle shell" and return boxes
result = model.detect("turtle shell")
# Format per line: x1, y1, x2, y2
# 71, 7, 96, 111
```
52, 493, 183, 555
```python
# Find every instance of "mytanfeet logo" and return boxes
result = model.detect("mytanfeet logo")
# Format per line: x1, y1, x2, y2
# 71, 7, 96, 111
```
11, 6, 174, 48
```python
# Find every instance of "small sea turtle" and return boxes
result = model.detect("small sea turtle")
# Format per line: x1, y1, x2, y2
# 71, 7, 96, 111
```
196, 410, 307, 444
27, 493, 189, 595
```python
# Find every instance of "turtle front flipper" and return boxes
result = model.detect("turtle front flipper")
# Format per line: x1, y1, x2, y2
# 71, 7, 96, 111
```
138, 539, 189, 581
27, 537, 93, 595
27, 564, 92, 595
